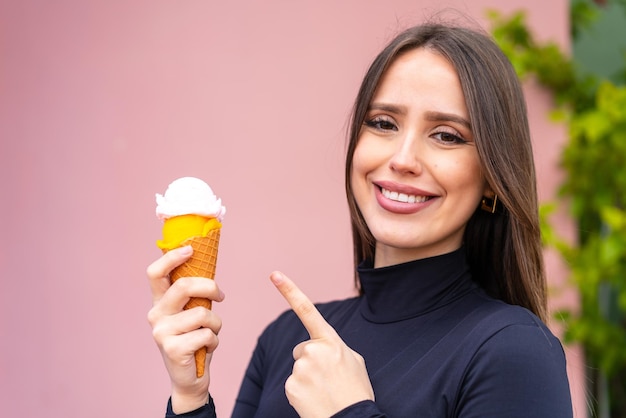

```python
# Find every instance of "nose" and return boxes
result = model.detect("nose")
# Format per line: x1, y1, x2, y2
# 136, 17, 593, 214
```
389, 131, 422, 175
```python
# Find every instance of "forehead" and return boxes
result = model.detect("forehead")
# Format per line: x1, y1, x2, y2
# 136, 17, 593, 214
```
383, 47, 459, 87
372, 47, 467, 115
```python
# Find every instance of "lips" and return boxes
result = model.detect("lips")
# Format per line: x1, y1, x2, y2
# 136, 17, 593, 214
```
374, 181, 436, 214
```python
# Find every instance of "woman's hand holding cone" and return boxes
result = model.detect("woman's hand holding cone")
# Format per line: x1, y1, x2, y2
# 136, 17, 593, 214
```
147, 245, 225, 414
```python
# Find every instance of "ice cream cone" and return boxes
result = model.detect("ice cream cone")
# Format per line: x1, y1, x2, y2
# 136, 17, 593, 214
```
155, 177, 225, 378
165, 228, 221, 377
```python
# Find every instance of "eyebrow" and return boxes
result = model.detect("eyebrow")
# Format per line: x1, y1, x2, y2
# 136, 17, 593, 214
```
425, 111, 472, 130
367, 103, 472, 130
368, 103, 407, 115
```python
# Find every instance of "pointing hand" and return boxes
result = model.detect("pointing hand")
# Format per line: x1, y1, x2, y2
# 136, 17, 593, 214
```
270, 271, 375, 418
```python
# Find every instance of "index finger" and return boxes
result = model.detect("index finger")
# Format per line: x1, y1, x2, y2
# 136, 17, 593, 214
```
146, 245, 193, 305
269, 271, 336, 340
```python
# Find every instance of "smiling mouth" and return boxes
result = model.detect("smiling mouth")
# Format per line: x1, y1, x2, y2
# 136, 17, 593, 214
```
381, 187, 432, 203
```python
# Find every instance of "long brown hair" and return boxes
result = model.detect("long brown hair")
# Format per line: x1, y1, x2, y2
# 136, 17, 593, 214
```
344, 23, 548, 322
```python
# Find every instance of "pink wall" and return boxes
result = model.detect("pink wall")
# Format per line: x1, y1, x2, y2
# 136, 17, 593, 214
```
1, 1, 585, 416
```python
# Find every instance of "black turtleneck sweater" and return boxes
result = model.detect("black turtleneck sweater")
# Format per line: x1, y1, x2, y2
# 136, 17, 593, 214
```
166, 249, 572, 417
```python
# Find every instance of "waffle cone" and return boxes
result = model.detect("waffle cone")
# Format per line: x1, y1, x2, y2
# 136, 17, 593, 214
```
164, 228, 221, 378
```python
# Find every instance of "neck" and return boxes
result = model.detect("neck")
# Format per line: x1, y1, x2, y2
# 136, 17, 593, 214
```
374, 243, 464, 268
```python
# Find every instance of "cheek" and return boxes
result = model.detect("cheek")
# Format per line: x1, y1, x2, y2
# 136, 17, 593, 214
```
351, 137, 381, 176
350, 145, 373, 205
350, 162, 364, 201
351, 144, 368, 181
436, 156, 485, 194
459, 161, 486, 196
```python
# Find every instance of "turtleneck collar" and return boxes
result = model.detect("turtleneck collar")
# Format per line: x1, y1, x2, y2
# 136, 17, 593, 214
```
357, 248, 476, 323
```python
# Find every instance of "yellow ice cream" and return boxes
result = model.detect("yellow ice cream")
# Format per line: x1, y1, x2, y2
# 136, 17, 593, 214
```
157, 214, 221, 250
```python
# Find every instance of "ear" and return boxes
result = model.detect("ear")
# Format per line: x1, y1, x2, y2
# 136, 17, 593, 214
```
482, 182, 495, 199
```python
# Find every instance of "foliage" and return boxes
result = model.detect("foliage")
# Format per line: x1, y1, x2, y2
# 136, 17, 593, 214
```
489, 3, 626, 417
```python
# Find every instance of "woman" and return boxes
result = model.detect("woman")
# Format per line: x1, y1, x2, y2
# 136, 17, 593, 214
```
147, 22, 573, 417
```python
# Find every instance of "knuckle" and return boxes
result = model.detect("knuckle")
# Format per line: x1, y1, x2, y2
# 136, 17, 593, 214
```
284, 375, 296, 396
291, 358, 305, 375
295, 300, 315, 317
189, 305, 206, 319
205, 329, 220, 351
145, 261, 162, 279
159, 337, 178, 356
173, 276, 192, 293
213, 315, 223, 335
146, 307, 159, 326
299, 342, 314, 356
200, 308, 223, 336
151, 323, 166, 345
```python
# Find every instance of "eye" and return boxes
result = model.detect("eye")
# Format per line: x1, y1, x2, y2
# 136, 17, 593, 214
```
363, 115, 398, 132
432, 128, 468, 145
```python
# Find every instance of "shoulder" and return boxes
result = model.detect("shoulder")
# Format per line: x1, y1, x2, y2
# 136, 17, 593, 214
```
452, 293, 569, 383
440, 293, 568, 377
472, 304, 565, 365
459, 294, 565, 359
453, 299, 573, 416
482, 304, 567, 367
461, 292, 558, 342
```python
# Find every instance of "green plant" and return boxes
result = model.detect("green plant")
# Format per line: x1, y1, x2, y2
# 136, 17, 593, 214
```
489, 4, 626, 417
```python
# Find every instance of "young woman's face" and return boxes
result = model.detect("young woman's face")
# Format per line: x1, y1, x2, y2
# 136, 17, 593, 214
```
351, 47, 491, 267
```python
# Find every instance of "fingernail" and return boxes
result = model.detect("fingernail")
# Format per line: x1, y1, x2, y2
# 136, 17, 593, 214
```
179, 245, 193, 256
270, 271, 283, 285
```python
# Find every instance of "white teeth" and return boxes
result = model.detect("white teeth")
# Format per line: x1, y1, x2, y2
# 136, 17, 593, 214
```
381, 187, 429, 203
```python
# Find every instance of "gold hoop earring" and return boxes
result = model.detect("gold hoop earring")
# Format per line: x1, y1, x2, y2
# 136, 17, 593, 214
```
481, 195, 498, 214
